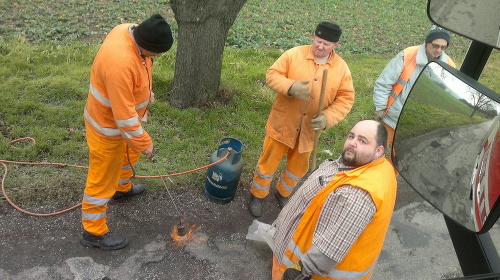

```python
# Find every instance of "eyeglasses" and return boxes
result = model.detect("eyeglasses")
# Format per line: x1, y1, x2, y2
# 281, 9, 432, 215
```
430, 43, 447, 50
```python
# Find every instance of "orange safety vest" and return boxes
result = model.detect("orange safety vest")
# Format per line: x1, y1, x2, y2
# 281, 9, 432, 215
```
386, 45, 454, 112
281, 157, 397, 280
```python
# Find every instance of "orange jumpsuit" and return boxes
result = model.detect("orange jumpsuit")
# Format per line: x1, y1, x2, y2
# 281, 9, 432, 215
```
251, 45, 355, 198
82, 23, 153, 235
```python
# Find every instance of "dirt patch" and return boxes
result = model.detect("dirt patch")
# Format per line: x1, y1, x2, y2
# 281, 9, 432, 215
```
0, 180, 281, 279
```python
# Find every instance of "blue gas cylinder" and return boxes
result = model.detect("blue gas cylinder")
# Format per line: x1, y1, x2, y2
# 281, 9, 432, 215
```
204, 137, 244, 204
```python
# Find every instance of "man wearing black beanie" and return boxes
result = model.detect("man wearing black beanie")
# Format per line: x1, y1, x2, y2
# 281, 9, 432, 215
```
248, 21, 355, 218
81, 14, 173, 250
373, 25, 456, 168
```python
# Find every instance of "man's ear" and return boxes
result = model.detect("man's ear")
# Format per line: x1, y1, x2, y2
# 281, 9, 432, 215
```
375, 145, 385, 159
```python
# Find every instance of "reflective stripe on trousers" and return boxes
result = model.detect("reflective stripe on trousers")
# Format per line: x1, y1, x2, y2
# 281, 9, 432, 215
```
82, 124, 140, 235
117, 147, 140, 192
250, 135, 310, 198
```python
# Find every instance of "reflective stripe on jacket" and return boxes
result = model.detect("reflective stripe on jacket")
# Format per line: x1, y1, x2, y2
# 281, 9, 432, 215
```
282, 157, 397, 280
84, 23, 153, 153
266, 45, 355, 153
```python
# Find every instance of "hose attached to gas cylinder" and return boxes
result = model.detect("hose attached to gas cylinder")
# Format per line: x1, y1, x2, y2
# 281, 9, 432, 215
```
1, 137, 229, 217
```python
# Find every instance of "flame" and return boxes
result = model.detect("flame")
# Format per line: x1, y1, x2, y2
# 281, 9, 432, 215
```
170, 223, 204, 248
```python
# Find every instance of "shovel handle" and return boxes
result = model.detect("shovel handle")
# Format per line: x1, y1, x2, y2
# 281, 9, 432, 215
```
310, 69, 328, 171
317, 69, 328, 116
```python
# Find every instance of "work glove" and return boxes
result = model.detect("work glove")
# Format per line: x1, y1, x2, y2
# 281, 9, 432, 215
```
311, 113, 327, 131
373, 110, 385, 121
288, 81, 310, 101
282, 261, 311, 280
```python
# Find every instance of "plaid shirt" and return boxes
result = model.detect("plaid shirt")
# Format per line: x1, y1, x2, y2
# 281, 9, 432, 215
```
273, 156, 376, 267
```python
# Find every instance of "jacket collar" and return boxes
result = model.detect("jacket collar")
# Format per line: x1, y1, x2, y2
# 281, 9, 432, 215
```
307, 45, 336, 65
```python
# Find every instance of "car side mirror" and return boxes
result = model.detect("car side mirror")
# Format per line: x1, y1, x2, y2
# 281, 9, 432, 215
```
393, 60, 500, 233
428, 0, 500, 50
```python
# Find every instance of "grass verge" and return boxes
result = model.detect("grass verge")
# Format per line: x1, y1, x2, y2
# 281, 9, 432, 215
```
1, 0, 499, 210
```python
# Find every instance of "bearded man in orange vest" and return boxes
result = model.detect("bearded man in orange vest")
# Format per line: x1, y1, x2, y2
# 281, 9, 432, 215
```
272, 120, 397, 280
80, 14, 173, 250
249, 21, 356, 218
373, 25, 456, 149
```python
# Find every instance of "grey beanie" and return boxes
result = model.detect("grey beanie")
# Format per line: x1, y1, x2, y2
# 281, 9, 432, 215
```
425, 25, 451, 45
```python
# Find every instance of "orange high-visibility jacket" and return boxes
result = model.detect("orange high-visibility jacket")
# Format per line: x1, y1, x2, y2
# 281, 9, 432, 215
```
84, 23, 153, 153
385, 45, 455, 112
282, 157, 397, 280
266, 45, 355, 153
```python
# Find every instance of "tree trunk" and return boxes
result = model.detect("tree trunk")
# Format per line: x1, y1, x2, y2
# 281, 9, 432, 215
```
170, 0, 247, 109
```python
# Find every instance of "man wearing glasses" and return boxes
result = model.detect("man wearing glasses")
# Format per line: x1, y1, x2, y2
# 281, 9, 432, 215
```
372, 25, 456, 151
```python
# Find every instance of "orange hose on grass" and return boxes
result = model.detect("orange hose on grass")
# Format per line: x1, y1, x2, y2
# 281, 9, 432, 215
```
1, 137, 229, 216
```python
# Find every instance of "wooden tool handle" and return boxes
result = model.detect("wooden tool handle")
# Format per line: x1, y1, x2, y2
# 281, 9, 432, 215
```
310, 69, 328, 171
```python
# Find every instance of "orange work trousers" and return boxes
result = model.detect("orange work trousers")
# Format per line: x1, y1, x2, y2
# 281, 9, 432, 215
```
381, 121, 395, 148
272, 254, 284, 280
250, 135, 310, 199
81, 124, 140, 235
381, 121, 398, 175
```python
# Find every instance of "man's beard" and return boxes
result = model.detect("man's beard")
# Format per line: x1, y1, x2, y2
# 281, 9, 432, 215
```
341, 150, 358, 167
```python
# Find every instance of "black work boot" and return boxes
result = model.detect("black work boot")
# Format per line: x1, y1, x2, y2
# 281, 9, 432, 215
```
80, 231, 128, 250
110, 184, 146, 203
248, 194, 264, 218
275, 192, 289, 209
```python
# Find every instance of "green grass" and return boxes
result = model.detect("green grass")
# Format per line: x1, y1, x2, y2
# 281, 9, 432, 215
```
1, 0, 471, 56
396, 72, 493, 139
1, 0, 500, 209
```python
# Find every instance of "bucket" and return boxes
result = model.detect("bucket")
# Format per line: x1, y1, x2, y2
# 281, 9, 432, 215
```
204, 137, 244, 204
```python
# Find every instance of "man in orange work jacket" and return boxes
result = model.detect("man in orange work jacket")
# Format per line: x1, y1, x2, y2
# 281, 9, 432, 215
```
80, 14, 173, 250
249, 22, 355, 218
272, 120, 397, 280
373, 25, 456, 149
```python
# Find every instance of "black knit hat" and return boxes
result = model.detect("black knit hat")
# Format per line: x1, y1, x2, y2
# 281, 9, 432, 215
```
315, 22, 342, 42
133, 14, 173, 53
425, 25, 451, 45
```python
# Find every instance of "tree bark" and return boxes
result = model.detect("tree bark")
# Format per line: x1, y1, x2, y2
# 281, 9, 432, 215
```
170, 0, 247, 109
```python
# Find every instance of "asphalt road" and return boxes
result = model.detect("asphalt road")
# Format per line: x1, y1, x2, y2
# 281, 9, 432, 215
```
1, 174, 499, 279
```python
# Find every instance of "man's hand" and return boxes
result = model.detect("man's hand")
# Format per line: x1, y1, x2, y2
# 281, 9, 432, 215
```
142, 145, 154, 159
288, 81, 310, 101
311, 114, 327, 131
373, 110, 385, 121
149, 91, 155, 104
282, 262, 311, 280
